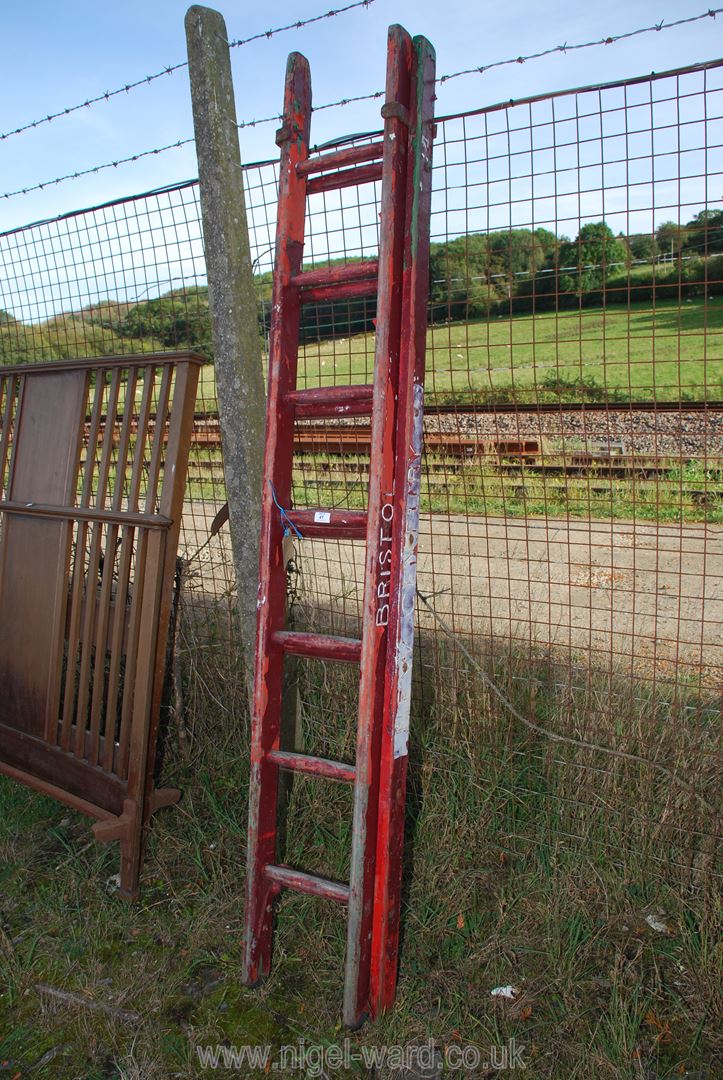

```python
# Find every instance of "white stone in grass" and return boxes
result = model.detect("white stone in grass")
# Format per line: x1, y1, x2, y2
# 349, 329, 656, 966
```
105, 873, 122, 893
490, 985, 518, 999
645, 913, 671, 934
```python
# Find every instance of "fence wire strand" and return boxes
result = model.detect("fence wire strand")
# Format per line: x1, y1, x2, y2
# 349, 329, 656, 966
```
3, 7, 721, 201
0, 0, 376, 144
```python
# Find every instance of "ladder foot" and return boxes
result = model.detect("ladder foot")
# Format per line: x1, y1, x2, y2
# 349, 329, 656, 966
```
343, 1010, 368, 1033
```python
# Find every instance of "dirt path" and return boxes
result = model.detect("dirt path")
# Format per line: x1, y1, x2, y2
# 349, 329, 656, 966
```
180, 505, 722, 678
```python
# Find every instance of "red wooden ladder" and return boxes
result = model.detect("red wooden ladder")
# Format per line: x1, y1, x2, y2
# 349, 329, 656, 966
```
242, 24, 436, 1028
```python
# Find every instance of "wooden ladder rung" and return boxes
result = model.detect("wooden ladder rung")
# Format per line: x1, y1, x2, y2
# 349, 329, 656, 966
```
285, 508, 367, 539
271, 630, 362, 663
268, 749, 356, 783
288, 384, 374, 419
294, 260, 378, 290
265, 864, 350, 903
306, 160, 383, 196
297, 141, 384, 177
298, 279, 377, 305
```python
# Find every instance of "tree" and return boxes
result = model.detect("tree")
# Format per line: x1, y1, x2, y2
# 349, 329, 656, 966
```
429, 234, 495, 320
428, 228, 561, 320
684, 209, 723, 256
656, 220, 687, 261
120, 290, 214, 358
558, 222, 629, 295
628, 233, 657, 262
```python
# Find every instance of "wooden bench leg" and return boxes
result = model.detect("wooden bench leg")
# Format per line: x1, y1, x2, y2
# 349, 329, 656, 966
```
91, 788, 181, 899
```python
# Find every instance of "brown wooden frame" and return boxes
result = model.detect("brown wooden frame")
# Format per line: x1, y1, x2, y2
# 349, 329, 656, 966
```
0, 353, 202, 898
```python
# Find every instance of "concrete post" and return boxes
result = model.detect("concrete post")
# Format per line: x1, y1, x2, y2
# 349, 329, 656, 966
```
185, 5, 265, 706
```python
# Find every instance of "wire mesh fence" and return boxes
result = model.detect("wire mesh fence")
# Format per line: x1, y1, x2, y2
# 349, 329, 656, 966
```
0, 58, 720, 888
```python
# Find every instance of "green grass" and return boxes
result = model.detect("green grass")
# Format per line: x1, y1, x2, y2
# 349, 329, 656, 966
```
304, 297, 723, 403
0, 613, 720, 1079
189, 297, 723, 409
4, 296, 721, 407
182, 452, 723, 525
8, 297, 720, 424
419, 296, 723, 403
297, 459, 723, 525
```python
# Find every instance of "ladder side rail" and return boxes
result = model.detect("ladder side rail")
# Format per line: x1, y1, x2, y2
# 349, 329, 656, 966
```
243, 52, 312, 987
370, 35, 437, 1018
343, 24, 415, 1030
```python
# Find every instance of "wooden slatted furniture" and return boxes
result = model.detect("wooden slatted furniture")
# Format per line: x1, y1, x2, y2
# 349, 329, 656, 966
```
0, 352, 202, 898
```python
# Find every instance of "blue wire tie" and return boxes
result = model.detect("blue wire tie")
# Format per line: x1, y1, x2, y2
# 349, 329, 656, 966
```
270, 482, 303, 540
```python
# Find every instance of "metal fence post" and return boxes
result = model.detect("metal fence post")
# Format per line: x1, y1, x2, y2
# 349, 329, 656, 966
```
185, 4, 265, 705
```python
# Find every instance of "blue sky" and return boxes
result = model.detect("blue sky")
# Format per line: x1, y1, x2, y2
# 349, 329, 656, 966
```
1, 0, 721, 231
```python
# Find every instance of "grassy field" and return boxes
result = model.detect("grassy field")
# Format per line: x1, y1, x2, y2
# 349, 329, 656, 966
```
290, 458, 723, 525
181, 454, 723, 525
0, 623, 719, 1079
3, 296, 721, 407
189, 297, 723, 408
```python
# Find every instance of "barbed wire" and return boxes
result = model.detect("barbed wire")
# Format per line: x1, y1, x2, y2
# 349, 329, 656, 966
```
438, 7, 722, 83
0, 0, 375, 144
226, 0, 373, 49
238, 8, 723, 127
0, 93, 391, 198
235, 5, 723, 126
2, 6, 720, 202
0, 139, 195, 200
237, 91, 386, 132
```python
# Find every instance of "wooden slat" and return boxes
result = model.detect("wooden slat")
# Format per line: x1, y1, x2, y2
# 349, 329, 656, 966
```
288, 383, 374, 419
61, 371, 100, 750
306, 160, 383, 195
88, 369, 123, 765
271, 630, 362, 663
103, 367, 140, 772
0, 352, 205, 378
0, 502, 171, 529
144, 364, 173, 514
0, 374, 17, 498
265, 863, 350, 903
0, 757, 120, 822
297, 140, 383, 176
115, 366, 157, 777
137, 359, 200, 838
116, 530, 149, 781
103, 524, 136, 772
268, 749, 356, 783
128, 367, 157, 514
75, 368, 117, 757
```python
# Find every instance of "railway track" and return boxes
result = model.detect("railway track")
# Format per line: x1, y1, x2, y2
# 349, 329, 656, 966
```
187, 450, 722, 483
80, 403, 723, 483
186, 416, 722, 480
